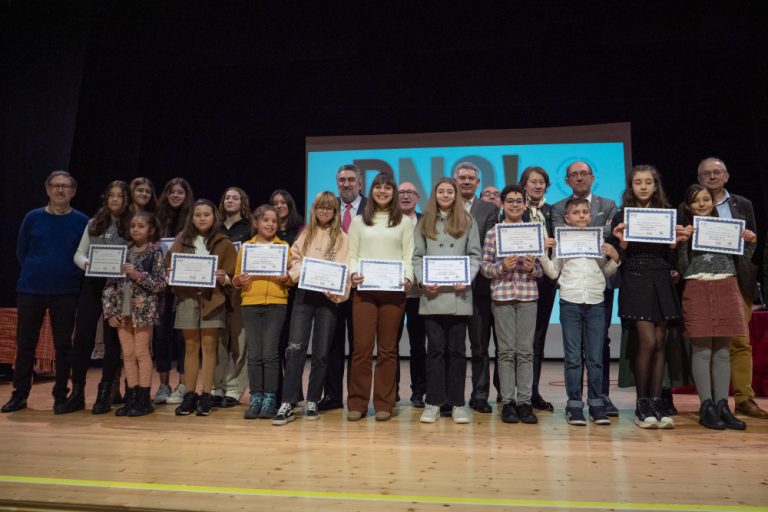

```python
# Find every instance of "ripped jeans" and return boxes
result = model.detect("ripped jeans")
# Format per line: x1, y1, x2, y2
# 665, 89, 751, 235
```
281, 289, 339, 404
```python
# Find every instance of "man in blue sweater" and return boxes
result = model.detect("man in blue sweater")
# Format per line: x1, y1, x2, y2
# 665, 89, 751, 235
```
2, 171, 88, 413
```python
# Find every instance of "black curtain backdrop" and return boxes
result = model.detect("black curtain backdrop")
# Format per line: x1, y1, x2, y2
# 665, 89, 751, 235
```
2, 1, 767, 307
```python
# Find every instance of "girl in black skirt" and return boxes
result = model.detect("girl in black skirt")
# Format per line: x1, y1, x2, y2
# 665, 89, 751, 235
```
607, 165, 692, 430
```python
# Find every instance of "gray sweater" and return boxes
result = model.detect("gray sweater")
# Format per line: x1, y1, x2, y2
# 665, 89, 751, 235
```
677, 241, 755, 279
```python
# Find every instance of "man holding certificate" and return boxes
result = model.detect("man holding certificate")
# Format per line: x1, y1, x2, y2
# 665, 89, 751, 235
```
412, 178, 482, 424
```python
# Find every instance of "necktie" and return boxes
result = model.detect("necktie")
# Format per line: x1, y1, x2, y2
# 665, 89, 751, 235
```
343, 203, 353, 233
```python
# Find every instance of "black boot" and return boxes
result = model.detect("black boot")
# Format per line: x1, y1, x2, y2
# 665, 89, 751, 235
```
129, 387, 154, 417
111, 375, 123, 405
698, 399, 725, 430
92, 382, 113, 415
716, 399, 746, 430
661, 388, 677, 416
54, 383, 86, 415
115, 386, 139, 417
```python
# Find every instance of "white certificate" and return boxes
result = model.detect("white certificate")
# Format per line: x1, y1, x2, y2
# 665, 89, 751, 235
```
85, 245, 127, 278
555, 227, 603, 258
496, 222, 545, 257
169, 254, 218, 288
358, 259, 404, 291
624, 208, 676, 244
692, 217, 745, 255
423, 256, 471, 286
298, 257, 348, 295
160, 238, 175, 257
241, 244, 288, 276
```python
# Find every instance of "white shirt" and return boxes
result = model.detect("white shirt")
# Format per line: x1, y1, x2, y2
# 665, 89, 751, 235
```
541, 253, 619, 305
463, 196, 475, 213
341, 194, 363, 218
406, 212, 419, 228
572, 193, 593, 205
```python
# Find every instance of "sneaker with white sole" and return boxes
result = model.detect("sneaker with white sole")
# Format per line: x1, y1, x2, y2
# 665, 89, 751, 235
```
634, 397, 659, 429
304, 401, 320, 421
272, 403, 295, 425
166, 384, 186, 404
566, 406, 587, 426
650, 397, 674, 429
420, 404, 440, 423
452, 406, 470, 424
153, 383, 172, 404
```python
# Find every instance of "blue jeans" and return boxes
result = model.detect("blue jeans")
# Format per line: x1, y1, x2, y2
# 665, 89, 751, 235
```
560, 299, 605, 409
282, 289, 339, 404
243, 304, 286, 395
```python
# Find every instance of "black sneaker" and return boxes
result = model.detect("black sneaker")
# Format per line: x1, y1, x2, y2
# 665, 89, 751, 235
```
634, 397, 659, 429
501, 401, 519, 424
589, 406, 611, 425
517, 403, 538, 424
196, 392, 212, 416
304, 401, 320, 421
175, 391, 198, 416
259, 393, 277, 419
317, 396, 343, 411
650, 397, 674, 429
1, 394, 27, 413
566, 406, 587, 425
661, 388, 677, 416
410, 394, 425, 408
601, 395, 619, 417
210, 395, 224, 408
272, 403, 295, 425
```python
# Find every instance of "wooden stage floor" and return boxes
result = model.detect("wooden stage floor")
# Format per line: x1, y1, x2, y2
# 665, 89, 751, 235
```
0, 362, 766, 512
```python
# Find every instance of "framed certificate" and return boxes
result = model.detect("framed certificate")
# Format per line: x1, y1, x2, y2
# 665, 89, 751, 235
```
624, 208, 676, 244
160, 238, 175, 257
358, 259, 404, 291
423, 256, 471, 286
85, 245, 127, 278
298, 257, 348, 295
495, 222, 545, 257
555, 227, 603, 258
241, 243, 288, 276
692, 217, 745, 255
169, 254, 219, 288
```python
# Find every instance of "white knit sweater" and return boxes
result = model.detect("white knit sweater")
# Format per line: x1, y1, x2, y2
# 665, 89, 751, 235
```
348, 212, 415, 282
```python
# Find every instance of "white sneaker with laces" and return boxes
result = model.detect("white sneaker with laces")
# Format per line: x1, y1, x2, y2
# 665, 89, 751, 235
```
153, 383, 172, 404
452, 406, 470, 424
420, 404, 440, 423
166, 384, 186, 404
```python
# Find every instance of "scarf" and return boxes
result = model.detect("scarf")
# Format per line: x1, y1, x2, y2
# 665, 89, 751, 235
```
526, 196, 547, 224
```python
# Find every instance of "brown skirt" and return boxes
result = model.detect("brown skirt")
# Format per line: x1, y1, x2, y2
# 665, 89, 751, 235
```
682, 277, 746, 338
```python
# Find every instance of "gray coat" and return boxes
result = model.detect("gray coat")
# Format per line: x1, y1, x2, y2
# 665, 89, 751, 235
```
412, 214, 482, 316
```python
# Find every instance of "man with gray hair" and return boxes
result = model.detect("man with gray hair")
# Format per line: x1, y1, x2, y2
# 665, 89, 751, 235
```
2, 171, 88, 413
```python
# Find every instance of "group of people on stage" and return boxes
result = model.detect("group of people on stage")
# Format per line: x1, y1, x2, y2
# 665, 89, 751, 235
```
3, 157, 767, 432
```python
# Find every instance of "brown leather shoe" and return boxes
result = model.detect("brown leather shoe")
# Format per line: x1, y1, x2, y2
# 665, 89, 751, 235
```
735, 399, 768, 418
374, 411, 391, 421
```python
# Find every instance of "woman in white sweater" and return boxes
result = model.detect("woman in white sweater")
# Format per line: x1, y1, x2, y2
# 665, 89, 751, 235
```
346, 173, 414, 422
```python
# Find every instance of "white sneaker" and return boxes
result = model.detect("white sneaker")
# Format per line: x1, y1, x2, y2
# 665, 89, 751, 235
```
658, 416, 675, 429
420, 404, 440, 423
452, 406, 470, 424
166, 384, 186, 404
153, 383, 172, 404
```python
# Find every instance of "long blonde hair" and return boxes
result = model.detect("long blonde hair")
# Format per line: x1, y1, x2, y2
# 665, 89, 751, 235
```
303, 191, 343, 253
420, 177, 472, 240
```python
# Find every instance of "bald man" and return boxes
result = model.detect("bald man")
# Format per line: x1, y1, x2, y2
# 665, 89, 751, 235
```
480, 186, 501, 209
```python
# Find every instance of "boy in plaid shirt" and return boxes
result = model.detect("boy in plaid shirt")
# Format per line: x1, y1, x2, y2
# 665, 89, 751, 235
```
481, 184, 551, 425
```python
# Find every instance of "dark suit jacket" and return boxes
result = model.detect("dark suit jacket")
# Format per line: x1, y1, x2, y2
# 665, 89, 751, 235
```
522, 203, 556, 286
337, 195, 367, 217
469, 197, 499, 296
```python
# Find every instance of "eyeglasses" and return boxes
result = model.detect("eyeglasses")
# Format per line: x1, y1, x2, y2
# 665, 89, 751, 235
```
398, 190, 418, 196
48, 184, 73, 190
316, 207, 335, 213
699, 170, 725, 179
567, 172, 593, 179
504, 199, 525, 206
481, 191, 500, 198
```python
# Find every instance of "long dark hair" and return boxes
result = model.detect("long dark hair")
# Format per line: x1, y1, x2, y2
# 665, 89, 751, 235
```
362, 172, 402, 227
89, 181, 132, 240
179, 199, 221, 251
129, 177, 159, 215
270, 189, 303, 231
130, 211, 162, 244
620, 165, 670, 209
157, 178, 195, 237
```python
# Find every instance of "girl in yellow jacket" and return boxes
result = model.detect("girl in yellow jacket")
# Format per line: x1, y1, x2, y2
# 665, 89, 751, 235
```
234, 204, 294, 419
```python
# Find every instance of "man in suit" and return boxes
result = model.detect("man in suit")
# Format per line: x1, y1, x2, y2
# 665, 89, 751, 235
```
551, 161, 620, 416
319, 164, 367, 411
395, 182, 427, 407
456, 162, 499, 414
686, 157, 766, 418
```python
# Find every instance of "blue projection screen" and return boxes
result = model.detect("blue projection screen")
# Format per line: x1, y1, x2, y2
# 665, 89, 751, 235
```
306, 123, 632, 358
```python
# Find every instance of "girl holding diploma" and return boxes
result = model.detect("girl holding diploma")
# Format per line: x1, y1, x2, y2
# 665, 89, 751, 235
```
59, 181, 131, 415
607, 165, 691, 429
412, 178, 481, 424
677, 184, 756, 430
129, 178, 159, 215
346, 173, 414, 422
165, 199, 238, 417
234, 205, 294, 420
102, 212, 167, 417
272, 191, 351, 425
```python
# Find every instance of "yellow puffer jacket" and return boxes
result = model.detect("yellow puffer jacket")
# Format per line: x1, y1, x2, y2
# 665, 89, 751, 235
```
234, 236, 295, 305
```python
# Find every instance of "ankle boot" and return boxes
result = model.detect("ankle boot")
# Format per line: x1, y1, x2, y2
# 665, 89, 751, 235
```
116, 386, 139, 417
698, 399, 725, 430
92, 382, 113, 415
716, 399, 746, 430
54, 383, 86, 415
129, 387, 154, 417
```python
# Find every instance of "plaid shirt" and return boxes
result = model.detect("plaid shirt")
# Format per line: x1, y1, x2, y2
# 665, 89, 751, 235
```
480, 227, 543, 302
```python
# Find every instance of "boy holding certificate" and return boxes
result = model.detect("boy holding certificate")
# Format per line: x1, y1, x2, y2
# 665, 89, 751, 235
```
543, 198, 619, 427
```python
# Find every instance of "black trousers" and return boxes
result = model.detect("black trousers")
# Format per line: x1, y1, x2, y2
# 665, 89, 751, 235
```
323, 288, 355, 403
276, 287, 303, 404
71, 277, 121, 386
425, 315, 468, 406
395, 297, 427, 398
13, 292, 78, 399
531, 278, 558, 399
468, 293, 494, 401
